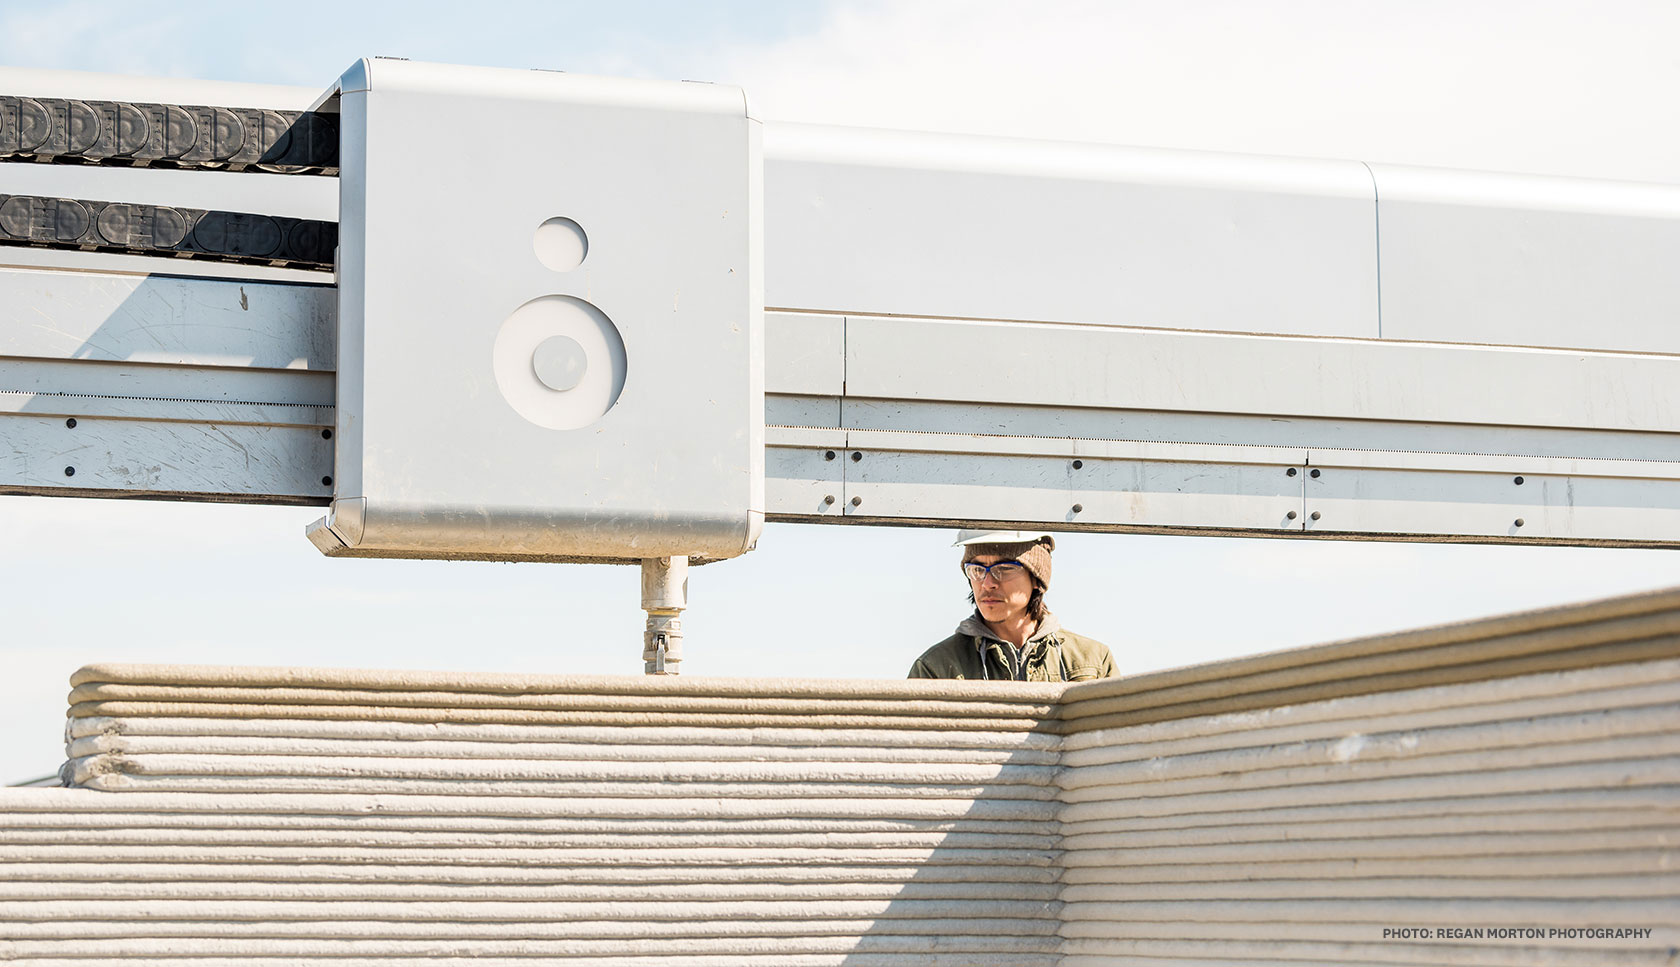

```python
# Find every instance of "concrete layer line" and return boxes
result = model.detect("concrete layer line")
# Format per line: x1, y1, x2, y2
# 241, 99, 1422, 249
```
1, 582, 1677, 966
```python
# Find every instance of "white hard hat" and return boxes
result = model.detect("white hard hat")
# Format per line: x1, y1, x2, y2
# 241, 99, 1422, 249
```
952, 529, 1054, 547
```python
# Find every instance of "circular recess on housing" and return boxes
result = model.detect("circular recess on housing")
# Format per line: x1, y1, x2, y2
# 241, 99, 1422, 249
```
493, 295, 626, 430
533, 216, 588, 272
531, 335, 588, 392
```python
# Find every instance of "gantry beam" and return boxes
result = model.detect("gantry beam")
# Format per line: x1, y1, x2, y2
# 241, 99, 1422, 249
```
3, 66, 1679, 550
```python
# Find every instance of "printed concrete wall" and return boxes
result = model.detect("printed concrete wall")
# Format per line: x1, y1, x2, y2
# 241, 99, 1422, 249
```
4, 673, 1065, 965
1, 586, 1677, 965
1057, 585, 1680, 965
1059, 662, 1680, 964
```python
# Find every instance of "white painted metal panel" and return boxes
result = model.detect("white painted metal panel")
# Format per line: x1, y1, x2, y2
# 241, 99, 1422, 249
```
764, 124, 1380, 337
836, 399, 1680, 463
765, 426, 845, 521
755, 312, 1680, 543
844, 314, 1680, 432
0, 391, 326, 428
318, 59, 763, 563
763, 311, 844, 396
763, 311, 843, 432
2, 273, 1675, 544
1374, 164, 1680, 353
0, 415, 331, 501
1303, 462, 1680, 544
839, 431, 1306, 532
0, 254, 337, 503
0, 257, 335, 503
764, 394, 840, 428
0, 358, 331, 407
0, 245, 330, 285
0, 267, 333, 369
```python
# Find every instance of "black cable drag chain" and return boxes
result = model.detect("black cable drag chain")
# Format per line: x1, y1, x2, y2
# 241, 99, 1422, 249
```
0, 96, 337, 174
0, 194, 336, 270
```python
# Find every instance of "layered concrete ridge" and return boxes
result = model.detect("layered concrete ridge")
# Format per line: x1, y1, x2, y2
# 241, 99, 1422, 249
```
12, 674, 1067, 966
3, 585, 1679, 965
1053, 586, 1680, 966
1058, 657, 1680, 965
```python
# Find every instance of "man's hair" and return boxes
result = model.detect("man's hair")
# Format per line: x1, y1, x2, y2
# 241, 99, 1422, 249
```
967, 583, 1049, 622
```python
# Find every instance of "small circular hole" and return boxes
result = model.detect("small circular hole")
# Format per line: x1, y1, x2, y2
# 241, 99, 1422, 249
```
1310, 468, 1321, 478
65, 418, 77, 429
1514, 475, 1524, 485
322, 428, 333, 440
533, 216, 588, 272
321, 476, 333, 486
63, 466, 75, 477
851, 451, 862, 462
1072, 460, 1083, 469
824, 450, 836, 461
1286, 467, 1297, 476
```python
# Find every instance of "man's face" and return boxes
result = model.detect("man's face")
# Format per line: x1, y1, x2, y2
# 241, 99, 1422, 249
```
966, 553, 1034, 625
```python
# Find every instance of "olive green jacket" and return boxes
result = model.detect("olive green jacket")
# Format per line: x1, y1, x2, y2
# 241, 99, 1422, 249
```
908, 611, 1116, 682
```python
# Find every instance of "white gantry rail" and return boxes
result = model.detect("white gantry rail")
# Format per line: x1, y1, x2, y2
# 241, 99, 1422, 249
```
2, 67, 1679, 548
1, 585, 1677, 965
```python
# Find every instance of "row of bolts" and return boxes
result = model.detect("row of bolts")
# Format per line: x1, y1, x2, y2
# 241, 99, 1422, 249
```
641, 461, 1537, 675
51, 422, 1539, 673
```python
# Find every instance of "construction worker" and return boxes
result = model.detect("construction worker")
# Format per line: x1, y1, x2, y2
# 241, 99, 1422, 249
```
908, 530, 1116, 681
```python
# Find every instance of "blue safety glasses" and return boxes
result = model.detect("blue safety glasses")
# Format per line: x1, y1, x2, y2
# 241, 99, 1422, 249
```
963, 560, 1027, 583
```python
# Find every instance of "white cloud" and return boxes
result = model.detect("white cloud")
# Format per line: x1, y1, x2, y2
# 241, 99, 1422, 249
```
708, 0, 1680, 182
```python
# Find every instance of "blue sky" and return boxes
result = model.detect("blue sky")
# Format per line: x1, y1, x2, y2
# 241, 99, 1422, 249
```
0, 1, 827, 86
4, 0, 1680, 781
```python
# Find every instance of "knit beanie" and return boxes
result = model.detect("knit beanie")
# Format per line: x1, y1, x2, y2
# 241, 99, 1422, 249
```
961, 536, 1053, 590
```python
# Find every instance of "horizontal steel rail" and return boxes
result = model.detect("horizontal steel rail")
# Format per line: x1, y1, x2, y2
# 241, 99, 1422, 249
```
4, 260, 1680, 546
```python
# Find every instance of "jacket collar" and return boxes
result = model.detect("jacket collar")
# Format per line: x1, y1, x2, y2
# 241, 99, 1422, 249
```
956, 610, 1062, 648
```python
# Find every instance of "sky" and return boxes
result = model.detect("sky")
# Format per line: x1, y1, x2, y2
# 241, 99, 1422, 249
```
4, 0, 1680, 782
